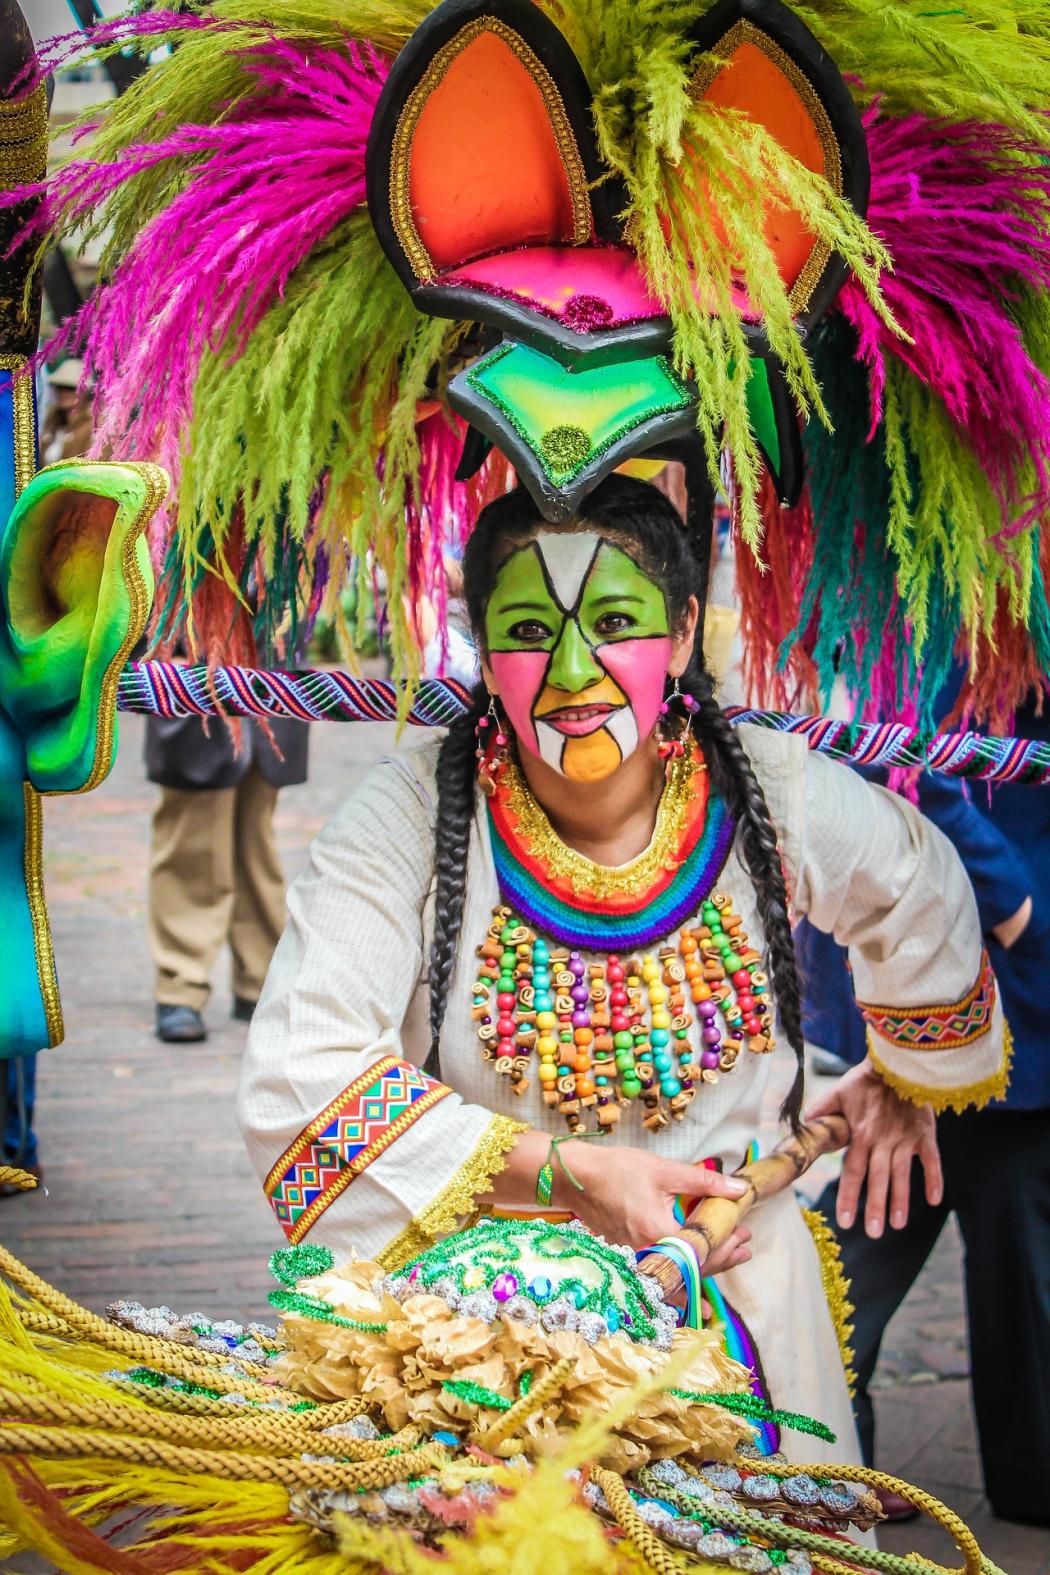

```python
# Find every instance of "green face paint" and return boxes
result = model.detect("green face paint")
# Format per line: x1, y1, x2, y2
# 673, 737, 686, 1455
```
485, 532, 673, 782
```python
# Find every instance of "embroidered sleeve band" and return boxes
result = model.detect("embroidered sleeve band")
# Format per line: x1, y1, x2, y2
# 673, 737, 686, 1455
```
265, 1056, 451, 1243
858, 949, 995, 1051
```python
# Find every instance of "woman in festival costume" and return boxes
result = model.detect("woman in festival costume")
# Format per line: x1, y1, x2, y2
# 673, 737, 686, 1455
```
239, 468, 1007, 1464
8, 0, 1046, 1496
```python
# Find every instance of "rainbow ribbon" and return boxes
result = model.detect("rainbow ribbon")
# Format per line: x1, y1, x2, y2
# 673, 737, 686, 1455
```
115, 663, 1050, 784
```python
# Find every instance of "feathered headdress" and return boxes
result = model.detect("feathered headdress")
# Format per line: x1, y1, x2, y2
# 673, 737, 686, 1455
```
8, 0, 1050, 720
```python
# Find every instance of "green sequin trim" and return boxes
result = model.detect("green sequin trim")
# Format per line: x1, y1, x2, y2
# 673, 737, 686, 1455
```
668, 1389, 836, 1443
268, 1286, 388, 1334
441, 1378, 514, 1411
269, 1243, 335, 1287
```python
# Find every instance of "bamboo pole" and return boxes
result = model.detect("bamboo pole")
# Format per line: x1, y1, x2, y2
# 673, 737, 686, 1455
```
643, 1114, 849, 1301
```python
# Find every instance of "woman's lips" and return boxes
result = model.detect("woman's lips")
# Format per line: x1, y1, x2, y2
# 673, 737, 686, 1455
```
537, 702, 623, 737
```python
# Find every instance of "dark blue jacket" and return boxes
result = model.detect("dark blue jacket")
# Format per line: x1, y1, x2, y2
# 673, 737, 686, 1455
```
798, 703, 1050, 1111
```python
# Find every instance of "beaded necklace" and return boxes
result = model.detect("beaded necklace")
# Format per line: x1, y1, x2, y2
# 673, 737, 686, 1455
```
474, 742, 776, 1132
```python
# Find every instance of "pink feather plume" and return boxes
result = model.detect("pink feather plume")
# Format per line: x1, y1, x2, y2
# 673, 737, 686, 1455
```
837, 103, 1050, 536
8, 33, 388, 498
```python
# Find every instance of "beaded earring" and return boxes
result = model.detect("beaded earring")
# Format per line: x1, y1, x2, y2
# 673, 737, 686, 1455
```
657, 677, 696, 762
476, 697, 509, 797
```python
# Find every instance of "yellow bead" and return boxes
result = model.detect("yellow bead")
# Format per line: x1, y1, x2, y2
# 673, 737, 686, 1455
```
651, 1010, 671, 1029
648, 985, 668, 1005
536, 1011, 557, 1030
641, 957, 660, 982
537, 1036, 558, 1056
538, 1063, 558, 1084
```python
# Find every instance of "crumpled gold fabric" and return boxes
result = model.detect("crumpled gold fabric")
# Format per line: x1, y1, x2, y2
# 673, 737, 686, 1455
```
277, 1259, 754, 1471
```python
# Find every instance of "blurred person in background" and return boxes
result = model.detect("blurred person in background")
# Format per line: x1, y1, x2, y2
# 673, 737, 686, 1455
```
799, 713, 1049, 1526
147, 715, 309, 1043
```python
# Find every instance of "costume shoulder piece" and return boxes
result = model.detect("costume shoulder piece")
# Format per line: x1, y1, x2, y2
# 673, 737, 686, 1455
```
10, 0, 1050, 722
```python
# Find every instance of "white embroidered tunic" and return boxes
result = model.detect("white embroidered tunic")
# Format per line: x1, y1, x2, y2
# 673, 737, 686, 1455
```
238, 725, 1006, 1463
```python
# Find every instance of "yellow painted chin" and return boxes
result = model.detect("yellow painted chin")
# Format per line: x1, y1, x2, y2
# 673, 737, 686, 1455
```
562, 729, 623, 782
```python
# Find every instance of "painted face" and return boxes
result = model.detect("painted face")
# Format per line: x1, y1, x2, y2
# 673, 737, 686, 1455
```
485, 532, 673, 783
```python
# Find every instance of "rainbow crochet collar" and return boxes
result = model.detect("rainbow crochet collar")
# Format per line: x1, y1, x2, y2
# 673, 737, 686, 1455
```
486, 742, 735, 949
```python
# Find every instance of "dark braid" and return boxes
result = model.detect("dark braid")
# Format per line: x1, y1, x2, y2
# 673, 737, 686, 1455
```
427, 681, 487, 1071
427, 473, 806, 1127
678, 658, 807, 1129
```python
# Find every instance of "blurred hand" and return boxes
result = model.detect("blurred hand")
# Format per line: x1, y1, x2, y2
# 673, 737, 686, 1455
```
992, 895, 1032, 950
805, 1060, 942, 1237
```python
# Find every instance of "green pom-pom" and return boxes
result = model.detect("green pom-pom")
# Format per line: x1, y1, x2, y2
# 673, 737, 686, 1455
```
268, 1243, 334, 1288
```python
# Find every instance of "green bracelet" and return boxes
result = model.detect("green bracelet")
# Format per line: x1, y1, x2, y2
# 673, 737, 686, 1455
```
535, 1132, 600, 1207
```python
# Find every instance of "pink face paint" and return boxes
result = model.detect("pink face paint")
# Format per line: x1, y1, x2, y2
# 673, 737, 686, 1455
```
597, 635, 674, 747
488, 648, 549, 757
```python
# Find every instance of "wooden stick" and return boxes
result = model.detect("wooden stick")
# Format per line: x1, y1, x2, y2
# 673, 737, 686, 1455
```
643, 1115, 850, 1301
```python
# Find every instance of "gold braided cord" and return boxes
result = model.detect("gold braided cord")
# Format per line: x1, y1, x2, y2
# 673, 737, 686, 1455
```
0, 1244, 272, 1384
499, 744, 701, 899
866, 1019, 1013, 1115
0, 1386, 418, 1459
106, 1377, 366, 1426
740, 1461, 985, 1575
0, 1165, 37, 1191
476, 1357, 576, 1451
377, 1112, 529, 1268
592, 1468, 692, 1575
0, 1424, 448, 1490
801, 1208, 857, 1397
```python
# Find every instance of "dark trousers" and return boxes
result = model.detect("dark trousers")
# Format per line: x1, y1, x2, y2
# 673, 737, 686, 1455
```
816, 1104, 1050, 1524
2, 1053, 38, 1167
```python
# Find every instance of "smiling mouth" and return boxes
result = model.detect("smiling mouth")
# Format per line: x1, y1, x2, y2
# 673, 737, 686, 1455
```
537, 702, 623, 736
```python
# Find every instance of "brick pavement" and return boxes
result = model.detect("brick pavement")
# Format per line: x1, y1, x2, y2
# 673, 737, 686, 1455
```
0, 713, 1045, 1573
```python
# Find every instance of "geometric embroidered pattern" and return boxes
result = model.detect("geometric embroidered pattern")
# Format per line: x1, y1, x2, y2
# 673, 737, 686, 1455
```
860, 949, 996, 1052
264, 1056, 450, 1244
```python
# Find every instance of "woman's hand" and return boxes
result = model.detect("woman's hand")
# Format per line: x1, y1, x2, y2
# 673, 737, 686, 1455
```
563, 1139, 753, 1273
805, 1060, 943, 1237
478, 1130, 752, 1273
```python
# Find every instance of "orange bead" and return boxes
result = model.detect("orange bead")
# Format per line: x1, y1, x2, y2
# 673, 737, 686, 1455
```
680, 934, 698, 954
684, 959, 702, 979
573, 1026, 594, 1046
691, 983, 712, 1003
576, 1078, 595, 1098
574, 1054, 592, 1074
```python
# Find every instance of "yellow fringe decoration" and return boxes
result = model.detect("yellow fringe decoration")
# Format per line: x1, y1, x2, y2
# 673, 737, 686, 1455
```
801, 1208, 857, 1399
376, 1112, 529, 1268
0, 1165, 37, 1191
866, 1019, 1014, 1116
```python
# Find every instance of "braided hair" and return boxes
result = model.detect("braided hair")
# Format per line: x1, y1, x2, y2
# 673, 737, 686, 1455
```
428, 474, 806, 1128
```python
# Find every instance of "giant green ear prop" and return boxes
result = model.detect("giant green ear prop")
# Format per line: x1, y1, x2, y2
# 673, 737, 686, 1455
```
0, 458, 166, 1057
0, 460, 164, 794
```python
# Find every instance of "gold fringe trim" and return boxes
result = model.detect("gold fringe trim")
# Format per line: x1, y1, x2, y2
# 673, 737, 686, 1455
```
866, 1019, 1013, 1116
0, 354, 36, 497
23, 783, 62, 1047
376, 1113, 529, 1269
801, 1208, 856, 1399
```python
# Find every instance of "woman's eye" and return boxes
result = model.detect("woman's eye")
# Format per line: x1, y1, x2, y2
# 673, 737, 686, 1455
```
507, 619, 552, 643
594, 612, 635, 637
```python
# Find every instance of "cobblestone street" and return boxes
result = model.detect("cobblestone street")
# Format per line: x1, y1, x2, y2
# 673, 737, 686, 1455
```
1, 714, 1045, 1574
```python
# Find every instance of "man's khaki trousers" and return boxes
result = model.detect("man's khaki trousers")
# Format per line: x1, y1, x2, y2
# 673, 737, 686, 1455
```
148, 769, 285, 1011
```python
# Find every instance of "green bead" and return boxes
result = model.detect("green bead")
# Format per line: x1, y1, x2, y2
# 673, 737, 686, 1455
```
613, 1030, 634, 1050
500, 949, 517, 968
674, 1027, 689, 1039
622, 1077, 642, 1099
498, 975, 515, 994
724, 953, 743, 972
